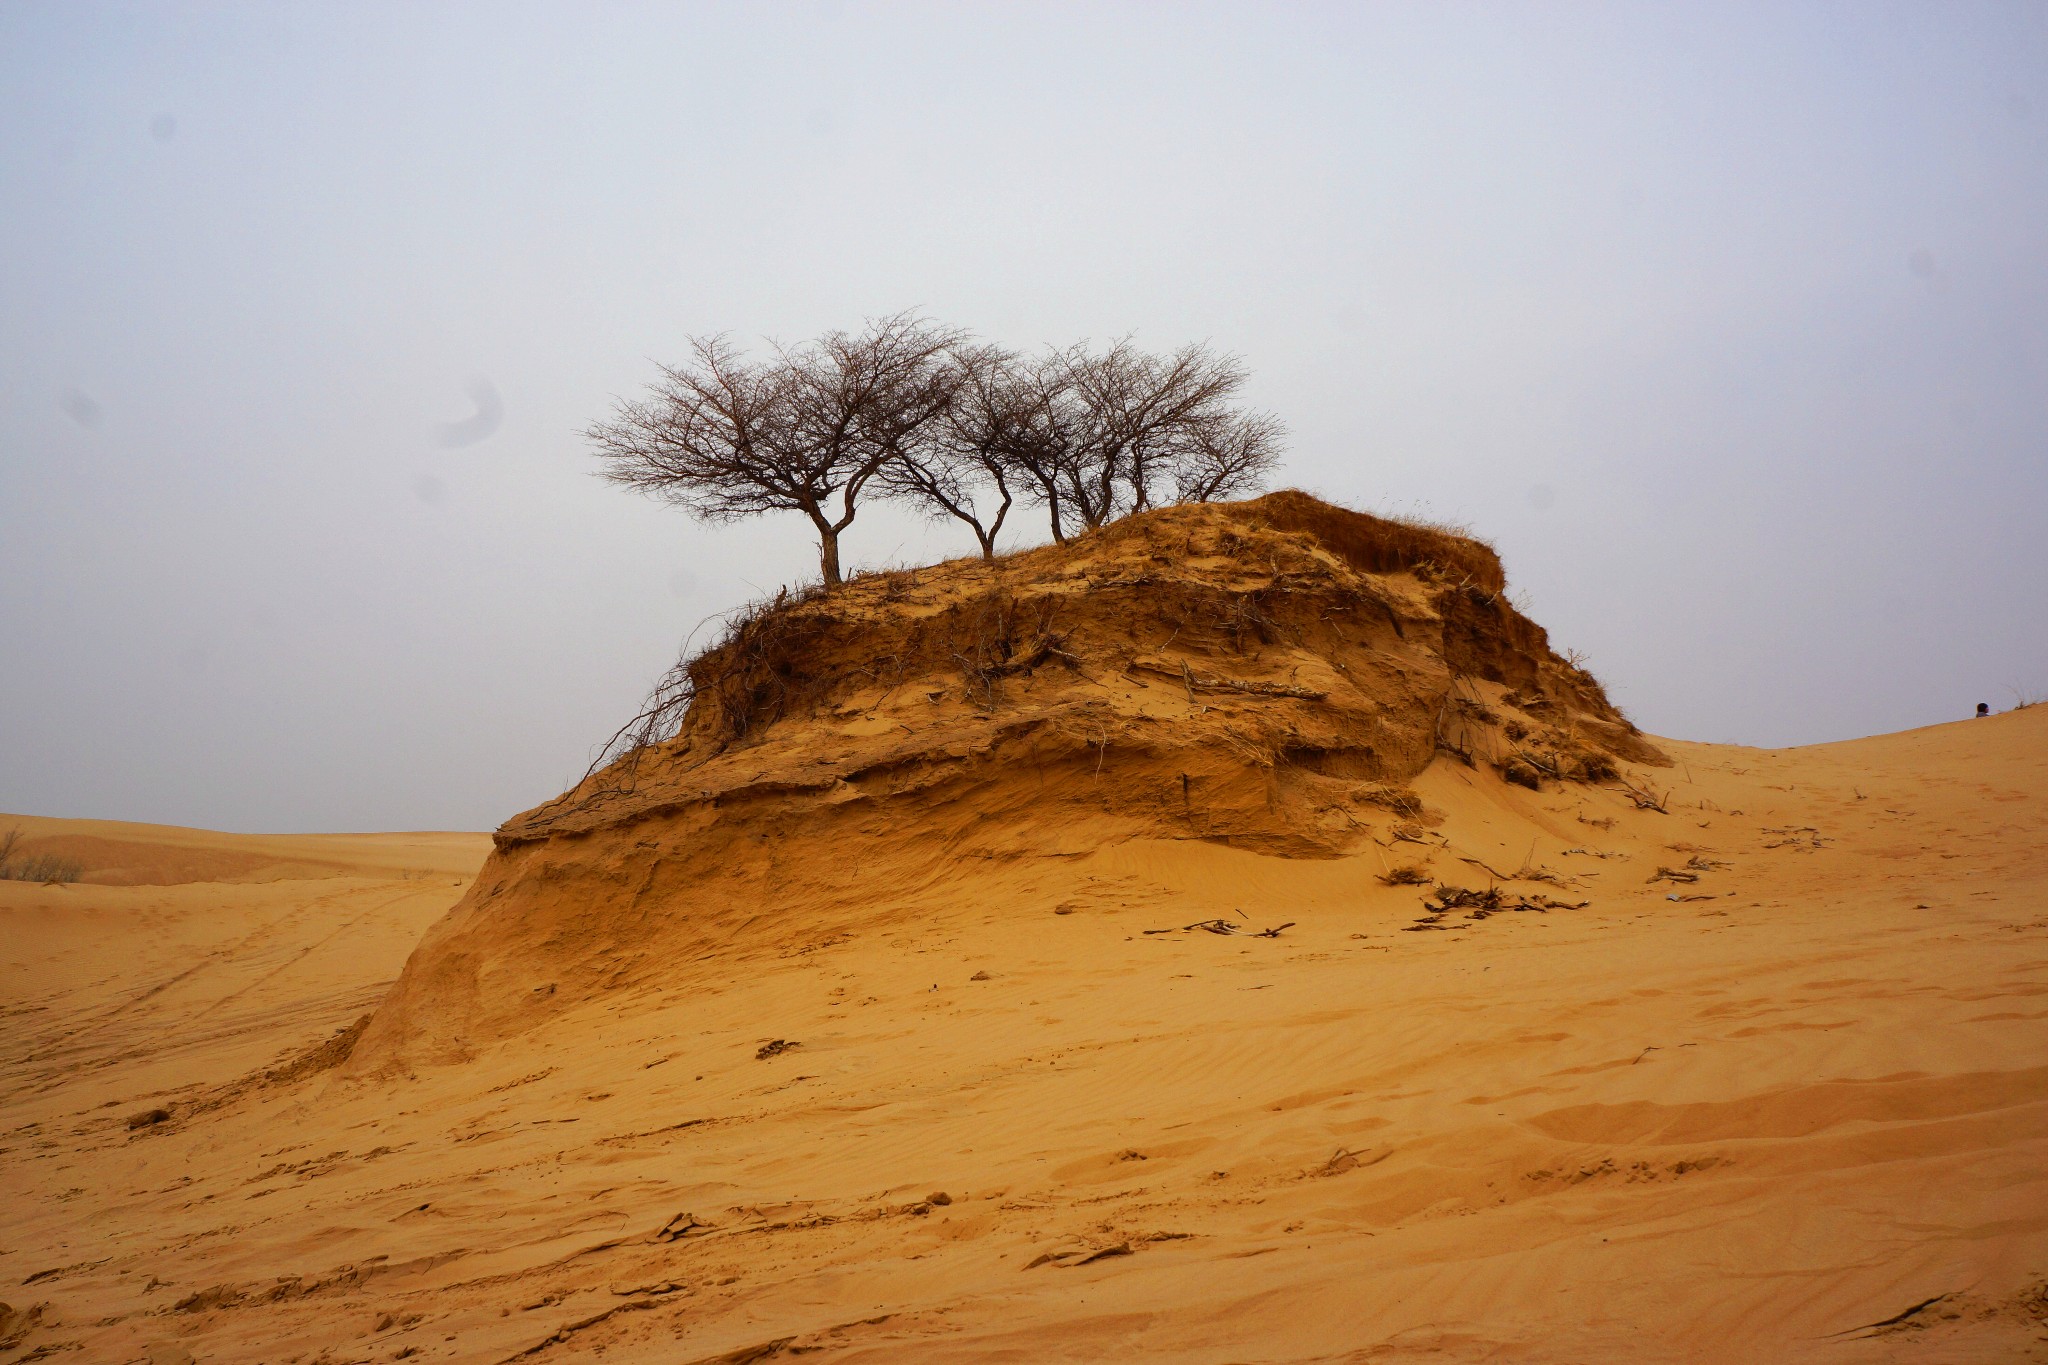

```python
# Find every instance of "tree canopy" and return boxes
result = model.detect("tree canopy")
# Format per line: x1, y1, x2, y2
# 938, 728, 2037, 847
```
590, 314, 1283, 582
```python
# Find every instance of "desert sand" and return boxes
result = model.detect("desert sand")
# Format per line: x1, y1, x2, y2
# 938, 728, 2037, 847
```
4, 498, 2045, 1363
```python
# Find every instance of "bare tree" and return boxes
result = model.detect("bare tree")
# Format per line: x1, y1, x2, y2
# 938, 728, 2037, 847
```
1063, 339, 1250, 518
1171, 409, 1285, 502
997, 355, 1085, 544
1003, 339, 1273, 542
589, 313, 961, 585
593, 317, 1282, 573
876, 343, 1028, 559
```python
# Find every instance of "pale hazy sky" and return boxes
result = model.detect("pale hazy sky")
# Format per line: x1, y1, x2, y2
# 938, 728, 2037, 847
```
3, 2, 2044, 832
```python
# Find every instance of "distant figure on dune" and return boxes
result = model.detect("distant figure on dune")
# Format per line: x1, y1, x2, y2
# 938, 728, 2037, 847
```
1977, 702, 1990, 718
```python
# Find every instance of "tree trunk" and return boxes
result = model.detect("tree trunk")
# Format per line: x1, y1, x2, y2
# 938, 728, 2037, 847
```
818, 526, 842, 585
1046, 487, 1068, 545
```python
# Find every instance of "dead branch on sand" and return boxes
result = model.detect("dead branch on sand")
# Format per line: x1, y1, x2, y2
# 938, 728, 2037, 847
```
1619, 775, 1671, 813
1143, 917, 1295, 938
1404, 883, 1587, 931
1646, 866, 1700, 884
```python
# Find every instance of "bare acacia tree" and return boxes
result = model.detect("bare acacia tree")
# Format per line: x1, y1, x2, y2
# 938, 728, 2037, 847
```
996, 355, 1084, 544
1067, 339, 1250, 517
875, 343, 1028, 559
589, 312, 960, 585
594, 316, 1283, 571
1171, 409, 1285, 502
999, 338, 1277, 543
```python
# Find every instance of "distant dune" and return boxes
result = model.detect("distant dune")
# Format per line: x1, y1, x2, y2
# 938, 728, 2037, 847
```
0, 816, 488, 887
4, 498, 2044, 1363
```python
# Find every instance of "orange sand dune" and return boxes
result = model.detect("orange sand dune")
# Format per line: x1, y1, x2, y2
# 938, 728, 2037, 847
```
359, 496, 1667, 1073
5, 710, 2045, 1363
0, 815, 488, 888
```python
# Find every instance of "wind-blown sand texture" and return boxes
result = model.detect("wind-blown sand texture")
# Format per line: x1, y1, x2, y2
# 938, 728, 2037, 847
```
4, 500, 2044, 1362
6, 724, 2046, 1364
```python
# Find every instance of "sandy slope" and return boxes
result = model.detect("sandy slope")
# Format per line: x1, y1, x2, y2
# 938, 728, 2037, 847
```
358, 495, 1664, 1073
3, 711, 2045, 1363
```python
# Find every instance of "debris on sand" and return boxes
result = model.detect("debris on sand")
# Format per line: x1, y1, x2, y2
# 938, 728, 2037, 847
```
1143, 918, 1295, 938
1651, 853, 1731, 884
1405, 884, 1586, 930
1312, 1146, 1390, 1177
755, 1039, 799, 1060
1620, 776, 1671, 812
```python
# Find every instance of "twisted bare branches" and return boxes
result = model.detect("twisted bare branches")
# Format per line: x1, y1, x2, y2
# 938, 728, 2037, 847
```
590, 316, 1285, 575
590, 313, 962, 583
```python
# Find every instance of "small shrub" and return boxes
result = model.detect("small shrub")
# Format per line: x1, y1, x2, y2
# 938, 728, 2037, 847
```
0, 829, 83, 883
